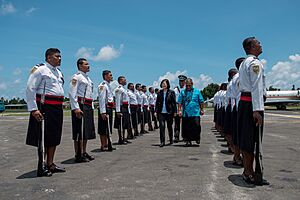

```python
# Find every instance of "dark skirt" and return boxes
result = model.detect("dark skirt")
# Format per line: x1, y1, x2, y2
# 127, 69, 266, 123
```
137, 106, 142, 124
213, 105, 217, 122
232, 105, 238, 145
26, 103, 63, 147
221, 107, 226, 129
98, 107, 113, 136
149, 107, 155, 121
130, 106, 138, 128
237, 100, 264, 153
182, 116, 201, 141
71, 104, 96, 140
114, 106, 131, 129
223, 105, 232, 135
217, 107, 221, 126
143, 109, 149, 124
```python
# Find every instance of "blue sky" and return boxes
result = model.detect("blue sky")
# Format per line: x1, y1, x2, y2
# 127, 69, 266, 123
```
1, 0, 300, 99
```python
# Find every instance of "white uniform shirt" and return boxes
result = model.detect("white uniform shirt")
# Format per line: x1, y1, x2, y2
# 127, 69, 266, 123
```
231, 73, 240, 111
98, 80, 114, 114
26, 62, 64, 111
148, 93, 155, 106
68, 70, 94, 110
239, 55, 265, 111
127, 89, 138, 106
141, 92, 149, 108
226, 81, 233, 110
115, 84, 129, 113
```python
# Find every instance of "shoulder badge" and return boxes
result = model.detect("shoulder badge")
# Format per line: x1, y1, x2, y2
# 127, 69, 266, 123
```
71, 78, 77, 86
30, 66, 39, 74
99, 85, 104, 91
252, 65, 260, 74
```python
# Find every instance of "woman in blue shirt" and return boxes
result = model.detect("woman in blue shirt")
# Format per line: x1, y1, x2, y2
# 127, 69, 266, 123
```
178, 78, 204, 146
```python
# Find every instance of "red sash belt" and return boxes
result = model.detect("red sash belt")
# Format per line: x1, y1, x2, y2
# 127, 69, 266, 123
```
122, 101, 129, 105
36, 94, 64, 105
78, 96, 93, 106
150, 104, 155, 108
240, 92, 252, 102
143, 105, 148, 108
130, 104, 138, 108
107, 102, 115, 108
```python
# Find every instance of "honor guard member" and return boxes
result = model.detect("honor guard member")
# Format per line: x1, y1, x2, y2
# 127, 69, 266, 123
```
114, 76, 131, 144
173, 74, 187, 142
141, 85, 150, 132
231, 57, 245, 166
224, 69, 238, 153
69, 58, 95, 163
238, 37, 269, 185
213, 86, 220, 130
98, 70, 116, 151
26, 48, 66, 177
128, 83, 139, 137
135, 83, 146, 134
148, 87, 156, 131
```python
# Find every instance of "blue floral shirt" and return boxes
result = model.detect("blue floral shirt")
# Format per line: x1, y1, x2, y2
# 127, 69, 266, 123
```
178, 88, 204, 117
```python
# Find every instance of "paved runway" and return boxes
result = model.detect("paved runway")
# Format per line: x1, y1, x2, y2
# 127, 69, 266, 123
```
0, 110, 299, 200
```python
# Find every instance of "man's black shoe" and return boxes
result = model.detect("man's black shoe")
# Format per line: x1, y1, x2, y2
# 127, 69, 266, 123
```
196, 140, 200, 144
37, 165, 52, 177
75, 155, 89, 163
107, 146, 116, 151
159, 143, 164, 147
83, 152, 94, 161
48, 163, 66, 173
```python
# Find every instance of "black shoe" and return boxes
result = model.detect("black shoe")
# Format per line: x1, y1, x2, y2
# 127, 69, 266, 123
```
37, 165, 52, 177
154, 126, 159, 129
48, 163, 66, 173
126, 140, 132, 144
170, 140, 173, 144
83, 152, 95, 161
174, 138, 179, 143
196, 140, 200, 144
107, 146, 116, 151
75, 156, 89, 163
255, 179, 270, 186
159, 143, 164, 147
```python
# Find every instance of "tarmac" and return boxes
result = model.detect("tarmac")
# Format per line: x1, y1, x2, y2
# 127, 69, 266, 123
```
0, 109, 299, 200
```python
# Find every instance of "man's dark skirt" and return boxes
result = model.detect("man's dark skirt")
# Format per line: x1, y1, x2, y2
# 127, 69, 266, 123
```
130, 106, 138, 129
26, 104, 63, 147
114, 106, 131, 129
98, 107, 113, 136
143, 109, 149, 124
137, 106, 142, 124
237, 100, 264, 153
231, 105, 238, 145
71, 104, 96, 140
223, 105, 232, 135
221, 107, 225, 129
182, 116, 201, 141
213, 105, 217, 123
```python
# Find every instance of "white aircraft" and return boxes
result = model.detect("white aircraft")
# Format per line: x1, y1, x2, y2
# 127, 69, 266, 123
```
265, 90, 300, 110
206, 90, 300, 110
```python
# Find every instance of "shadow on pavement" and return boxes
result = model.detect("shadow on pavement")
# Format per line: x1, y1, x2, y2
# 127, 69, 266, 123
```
228, 174, 256, 188
223, 160, 243, 169
220, 144, 228, 147
61, 158, 77, 164
217, 138, 226, 142
220, 149, 234, 155
16, 170, 37, 179
172, 144, 200, 147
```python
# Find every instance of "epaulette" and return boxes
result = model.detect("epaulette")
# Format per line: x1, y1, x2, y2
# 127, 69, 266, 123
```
30, 63, 45, 74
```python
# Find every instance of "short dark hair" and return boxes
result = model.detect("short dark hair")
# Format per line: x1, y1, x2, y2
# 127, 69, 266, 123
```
242, 37, 255, 54
220, 83, 228, 90
148, 87, 153, 92
160, 79, 170, 89
45, 48, 60, 60
228, 68, 238, 79
155, 88, 159, 93
102, 70, 111, 79
235, 57, 245, 70
128, 83, 134, 89
118, 76, 125, 83
141, 85, 147, 90
77, 58, 87, 70
135, 83, 141, 90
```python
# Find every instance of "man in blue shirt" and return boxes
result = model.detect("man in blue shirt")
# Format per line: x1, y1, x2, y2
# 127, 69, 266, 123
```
178, 78, 204, 146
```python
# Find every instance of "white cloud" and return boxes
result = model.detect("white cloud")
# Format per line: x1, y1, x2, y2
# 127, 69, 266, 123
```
266, 54, 300, 89
13, 67, 22, 75
151, 70, 213, 90
76, 44, 124, 61
14, 79, 21, 84
25, 7, 37, 15
1, 1, 16, 15
0, 82, 7, 90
